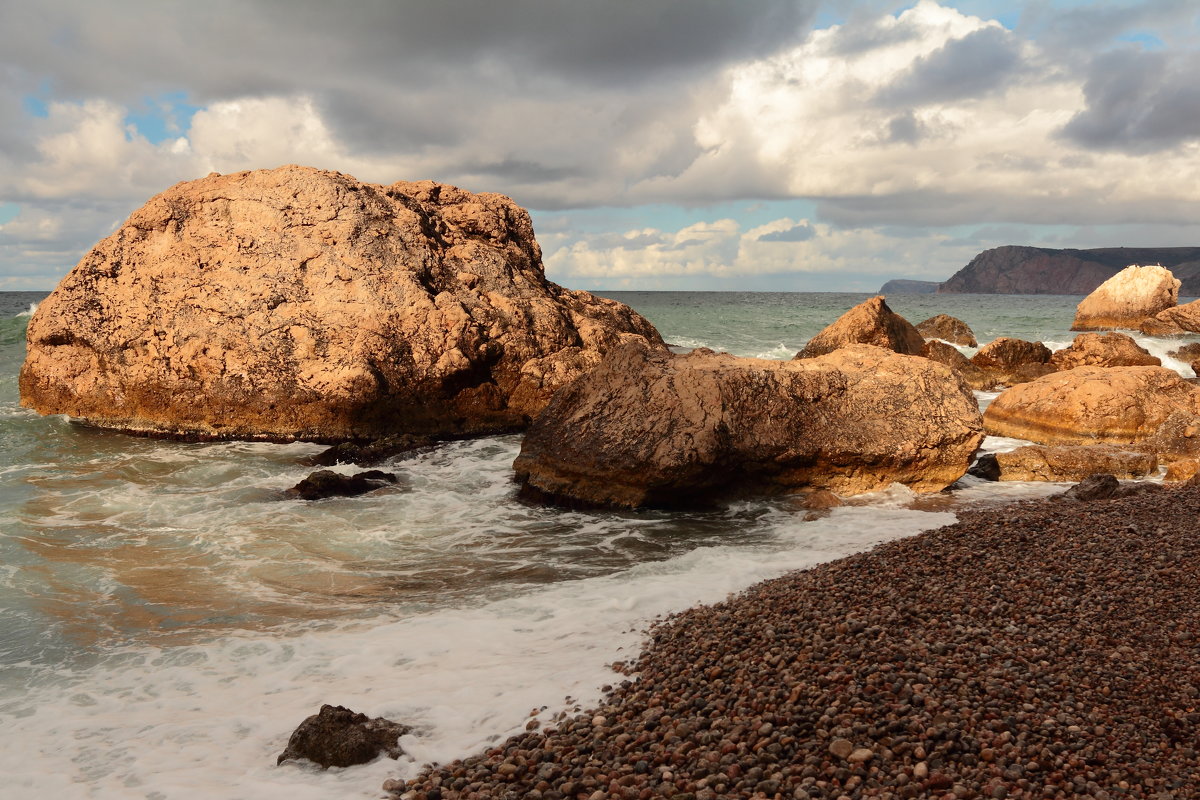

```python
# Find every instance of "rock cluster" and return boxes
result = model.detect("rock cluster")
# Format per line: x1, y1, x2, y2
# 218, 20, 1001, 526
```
1071, 265, 1181, 331
19, 166, 661, 442
514, 342, 983, 508
1048, 332, 1159, 370
1140, 299, 1200, 336
989, 444, 1157, 482
391, 487, 1200, 799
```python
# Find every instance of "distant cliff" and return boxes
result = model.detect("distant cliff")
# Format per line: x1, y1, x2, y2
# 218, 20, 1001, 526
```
878, 279, 940, 294
939, 246, 1200, 296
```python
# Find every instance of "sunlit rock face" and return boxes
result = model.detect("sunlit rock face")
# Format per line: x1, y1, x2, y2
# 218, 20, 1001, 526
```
20, 165, 662, 441
1071, 265, 1180, 331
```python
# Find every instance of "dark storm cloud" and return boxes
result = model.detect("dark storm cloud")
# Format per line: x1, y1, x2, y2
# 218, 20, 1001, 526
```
1, 0, 816, 100
874, 25, 1023, 107
757, 222, 815, 242
1060, 49, 1200, 153
814, 190, 1200, 229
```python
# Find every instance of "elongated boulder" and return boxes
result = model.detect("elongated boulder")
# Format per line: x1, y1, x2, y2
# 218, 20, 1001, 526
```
794, 296, 923, 359
514, 342, 984, 509
19, 166, 662, 441
984, 366, 1200, 445
1049, 332, 1160, 370
915, 314, 977, 347
1140, 298, 1200, 336
1071, 264, 1180, 331
992, 444, 1157, 482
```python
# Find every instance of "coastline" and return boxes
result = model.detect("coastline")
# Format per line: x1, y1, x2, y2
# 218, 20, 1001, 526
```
394, 485, 1200, 800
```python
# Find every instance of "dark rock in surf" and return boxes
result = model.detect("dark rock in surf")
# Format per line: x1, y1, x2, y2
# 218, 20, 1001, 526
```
1057, 473, 1119, 501
304, 434, 435, 467
287, 469, 398, 500
967, 453, 1000, 481
277, 704, 410, 769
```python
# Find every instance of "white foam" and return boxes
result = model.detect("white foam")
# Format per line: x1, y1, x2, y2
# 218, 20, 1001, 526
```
15, 302, 37, 318
0, 505, 953, 800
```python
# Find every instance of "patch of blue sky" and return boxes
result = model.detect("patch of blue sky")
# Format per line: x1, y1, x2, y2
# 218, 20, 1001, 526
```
22, 95, 48, 118
1116, 31, 1166, 49
0, 203, 19, 225
124, 91, 202, 144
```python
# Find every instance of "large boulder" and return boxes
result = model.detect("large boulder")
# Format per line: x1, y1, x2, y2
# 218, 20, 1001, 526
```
1049, 332, 1160, 370
968, 337, 1054, 389
991, 444, 1157, 482
277, 704, 410, 769
983, 366, 1200, 445
514, 342, 984, 509
915, 314, 977, 347
1140, 299, 1200, 336
19, 166, 662, 441
1071, 265, 1180, 331
794, 296, 924, 359
922, 341, 990, 391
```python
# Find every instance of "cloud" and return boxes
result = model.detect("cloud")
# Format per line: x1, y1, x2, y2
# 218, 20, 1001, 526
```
1059, 49, 1200, 153
875, 24, 1024, 107
757, 222, 815, 242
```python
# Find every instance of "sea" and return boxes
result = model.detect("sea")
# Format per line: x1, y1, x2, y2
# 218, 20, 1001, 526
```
0, 289, 1195, 800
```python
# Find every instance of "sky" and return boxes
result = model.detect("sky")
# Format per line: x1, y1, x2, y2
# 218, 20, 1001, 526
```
1, 1, 1199, 292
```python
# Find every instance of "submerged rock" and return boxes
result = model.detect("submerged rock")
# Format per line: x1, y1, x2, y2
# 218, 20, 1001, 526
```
20, 165, 662, 441
287, 469, 398, 500
514, 342, 983, 509
278, 704, 410, 769
984, 366, 1200, 446
1071, 264, 1180, 331
794, 296, 924, 359
1049, 331, 1160, 370
915, 313, 977, 347
304, 434, 435, 467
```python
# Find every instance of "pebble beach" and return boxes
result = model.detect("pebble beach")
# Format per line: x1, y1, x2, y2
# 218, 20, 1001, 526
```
393, 485, 1200, 800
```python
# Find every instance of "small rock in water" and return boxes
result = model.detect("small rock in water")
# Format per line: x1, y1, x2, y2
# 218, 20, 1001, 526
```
286, 469, 399, 500
967, 453, 1001, 481
277, 704, 410, 768
303, 434, 436, 467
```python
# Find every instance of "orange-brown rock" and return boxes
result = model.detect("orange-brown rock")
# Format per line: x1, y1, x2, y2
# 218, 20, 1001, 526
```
19, 166, 662, 441
514, 342, 984, 509
983, 366, 1200, 445
1071, 264, 1180, 331
922, 340, 990, 390
1139, 298, 1200, 336
794, 296, 923, 359
992, 444, 1157, 482
1140, 408, 1200, 462
969, 337, 1054, 389
1049, 332, 1160, 370
1165, 459, 1200, 482
915, 314, 977, 347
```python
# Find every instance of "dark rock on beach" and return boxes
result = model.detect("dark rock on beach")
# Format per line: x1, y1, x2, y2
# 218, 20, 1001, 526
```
391, 485, 1200, 799
287, 469, 398, 500
278, 704, 410, 769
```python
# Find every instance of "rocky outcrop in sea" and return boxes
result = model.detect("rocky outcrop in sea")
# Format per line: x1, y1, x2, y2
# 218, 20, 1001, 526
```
19, 165, 662, 442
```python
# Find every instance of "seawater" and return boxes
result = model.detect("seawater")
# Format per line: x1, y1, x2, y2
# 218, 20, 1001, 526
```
0, 290, 1194, 799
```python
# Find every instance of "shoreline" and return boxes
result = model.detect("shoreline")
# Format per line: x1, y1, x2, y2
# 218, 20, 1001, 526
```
393, 485, 1200, 800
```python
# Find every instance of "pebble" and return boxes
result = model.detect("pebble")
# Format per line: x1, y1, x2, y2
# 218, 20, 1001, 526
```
387, 486, 1200, 799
